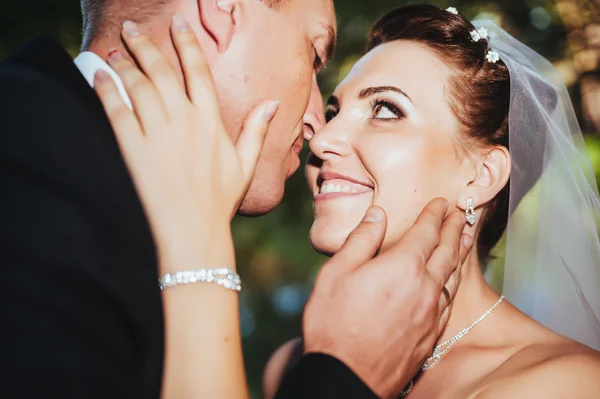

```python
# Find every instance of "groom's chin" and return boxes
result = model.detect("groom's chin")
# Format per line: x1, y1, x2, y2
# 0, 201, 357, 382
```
236, 187, 285, 217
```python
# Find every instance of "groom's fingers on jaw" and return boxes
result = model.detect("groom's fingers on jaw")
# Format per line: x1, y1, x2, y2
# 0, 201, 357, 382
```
388, 198, 448, 265
425, 211, 465, 289
437, 303, 452, 336
442, 270, 459, 308
170, 15, 220, 116
107, 53, 168, 133
437, 233, 471, 312
459, 233, 473, 268
325, 207, 387, 275
119, 21, 187, 112
94, 70, 143, 155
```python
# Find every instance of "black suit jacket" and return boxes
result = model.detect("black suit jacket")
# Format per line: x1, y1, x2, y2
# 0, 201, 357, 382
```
0, 38, 377, 399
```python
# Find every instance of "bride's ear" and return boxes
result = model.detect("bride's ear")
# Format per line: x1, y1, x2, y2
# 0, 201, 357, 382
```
197, 0, 238, 52
458, 146, 511, 217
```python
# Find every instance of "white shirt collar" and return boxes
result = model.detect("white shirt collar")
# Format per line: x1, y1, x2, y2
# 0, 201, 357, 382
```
74, 51, 133, 109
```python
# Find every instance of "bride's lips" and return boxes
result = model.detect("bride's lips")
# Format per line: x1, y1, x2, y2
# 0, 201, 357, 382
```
315, 171, 374, 200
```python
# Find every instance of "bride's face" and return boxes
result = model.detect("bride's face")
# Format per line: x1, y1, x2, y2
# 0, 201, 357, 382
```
307, 40, 467, 254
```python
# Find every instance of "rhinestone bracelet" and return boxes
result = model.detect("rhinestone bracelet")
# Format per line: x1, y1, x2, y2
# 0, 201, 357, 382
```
159, 268, 241, 292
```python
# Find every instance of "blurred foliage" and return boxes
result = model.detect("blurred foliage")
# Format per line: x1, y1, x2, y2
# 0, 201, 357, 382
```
2, 0, 599, 397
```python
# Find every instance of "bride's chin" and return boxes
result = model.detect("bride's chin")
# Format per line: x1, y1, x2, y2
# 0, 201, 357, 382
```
309, 226, 349, 257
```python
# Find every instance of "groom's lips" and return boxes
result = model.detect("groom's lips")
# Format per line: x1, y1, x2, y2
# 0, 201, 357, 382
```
286, 132, 304, 178
292, 134, 304, 155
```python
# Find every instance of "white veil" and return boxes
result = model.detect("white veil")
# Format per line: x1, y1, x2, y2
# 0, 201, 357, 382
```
474, 20, 600, 350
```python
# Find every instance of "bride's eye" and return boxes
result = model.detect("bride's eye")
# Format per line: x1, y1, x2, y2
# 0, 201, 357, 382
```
370, 99, 404, 121
325, 105, 339, 123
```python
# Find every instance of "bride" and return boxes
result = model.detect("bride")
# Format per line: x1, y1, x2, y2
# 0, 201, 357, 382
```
95, 3, 600, 398
263, 4, 600, 398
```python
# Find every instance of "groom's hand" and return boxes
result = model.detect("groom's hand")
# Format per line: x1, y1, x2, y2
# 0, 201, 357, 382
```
303, 198, 472, 399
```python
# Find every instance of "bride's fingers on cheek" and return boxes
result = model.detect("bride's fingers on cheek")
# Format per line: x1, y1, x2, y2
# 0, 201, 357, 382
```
235, 100, 280, 183
171, 14, 219, 114
94, 70, 144, 158
106, 49, 168, 133
120, 21, 187, 111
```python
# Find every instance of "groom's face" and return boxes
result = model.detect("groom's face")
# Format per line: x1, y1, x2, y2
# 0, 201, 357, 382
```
210, 0, 336, 216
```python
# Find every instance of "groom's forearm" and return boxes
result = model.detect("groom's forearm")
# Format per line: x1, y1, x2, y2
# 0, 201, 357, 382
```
274, 353, 378, 399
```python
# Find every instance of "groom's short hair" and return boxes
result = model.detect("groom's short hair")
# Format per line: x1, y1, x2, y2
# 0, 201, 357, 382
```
81, 0, 289, 46
261, 0, 289, 9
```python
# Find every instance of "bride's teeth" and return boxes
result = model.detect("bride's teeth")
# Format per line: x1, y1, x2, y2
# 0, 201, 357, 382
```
319, 181, 370, 195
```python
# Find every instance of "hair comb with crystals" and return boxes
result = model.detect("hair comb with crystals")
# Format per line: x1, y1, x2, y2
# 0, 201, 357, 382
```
446, 7, 459, 15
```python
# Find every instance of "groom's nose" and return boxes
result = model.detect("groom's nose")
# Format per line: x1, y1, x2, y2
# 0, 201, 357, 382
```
303, 75, 326, 142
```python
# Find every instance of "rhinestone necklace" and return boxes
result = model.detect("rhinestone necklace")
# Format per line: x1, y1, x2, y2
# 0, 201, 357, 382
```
400, 295, 505, 397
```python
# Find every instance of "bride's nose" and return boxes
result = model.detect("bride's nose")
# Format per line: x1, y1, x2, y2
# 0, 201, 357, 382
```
308, 117, 352, 161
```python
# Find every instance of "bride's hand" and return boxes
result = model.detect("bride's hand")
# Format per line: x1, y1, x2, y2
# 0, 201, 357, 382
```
93, 17, 273, 399
94, 17, 279, 273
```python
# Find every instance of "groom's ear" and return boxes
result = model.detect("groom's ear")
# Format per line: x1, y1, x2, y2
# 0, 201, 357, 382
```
198, 0, 237, 52
458, 146, 511, 215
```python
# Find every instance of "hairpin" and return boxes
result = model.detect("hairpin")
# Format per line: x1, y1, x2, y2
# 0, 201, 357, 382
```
486, 50, 500, 63
446, 7, 459, 15
470, 27, 489, 42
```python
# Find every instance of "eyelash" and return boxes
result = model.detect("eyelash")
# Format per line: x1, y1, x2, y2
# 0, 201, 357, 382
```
369, 98, 405, 121
324, 98, 406, 123
313, 49, 324, 72
325, 106, 337, 123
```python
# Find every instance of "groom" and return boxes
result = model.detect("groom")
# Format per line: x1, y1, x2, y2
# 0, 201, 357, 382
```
0, 0, 470, 398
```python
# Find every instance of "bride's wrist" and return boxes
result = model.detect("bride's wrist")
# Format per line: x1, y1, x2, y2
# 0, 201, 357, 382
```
155, 220, 236, 275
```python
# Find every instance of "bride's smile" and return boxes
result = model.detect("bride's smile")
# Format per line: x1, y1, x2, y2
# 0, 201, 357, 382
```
292, 4, 600, 398
307, 39, 468, 256
315, 171, 374, 197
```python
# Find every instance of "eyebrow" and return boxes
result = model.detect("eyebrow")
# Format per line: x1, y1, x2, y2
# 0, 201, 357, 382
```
358, 86, 413, 103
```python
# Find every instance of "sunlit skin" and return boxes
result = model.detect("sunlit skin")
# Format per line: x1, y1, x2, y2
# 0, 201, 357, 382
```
87, 0, 336, 215
200, 0, 336, 215
307, 40, 467, 255
294, 39, 600, 398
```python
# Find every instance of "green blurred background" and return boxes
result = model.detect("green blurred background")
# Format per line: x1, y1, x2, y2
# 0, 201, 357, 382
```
2, 0, 600, 396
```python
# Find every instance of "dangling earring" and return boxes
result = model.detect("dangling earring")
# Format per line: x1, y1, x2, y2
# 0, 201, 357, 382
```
465, 198, 477, 226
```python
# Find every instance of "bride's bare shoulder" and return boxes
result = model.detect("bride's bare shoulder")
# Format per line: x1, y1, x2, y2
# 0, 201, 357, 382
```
475, 339, 600, 399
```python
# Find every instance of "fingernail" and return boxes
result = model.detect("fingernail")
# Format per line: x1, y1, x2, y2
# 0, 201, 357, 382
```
94, 69, 111, 83
123, 21, 141, 37
442, 198, 449, 211
363, 207, 384, 222
463, 234, 474, 250
172, 14, 190, 32
263, 100, 280, 122
108, 50, 124, 63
